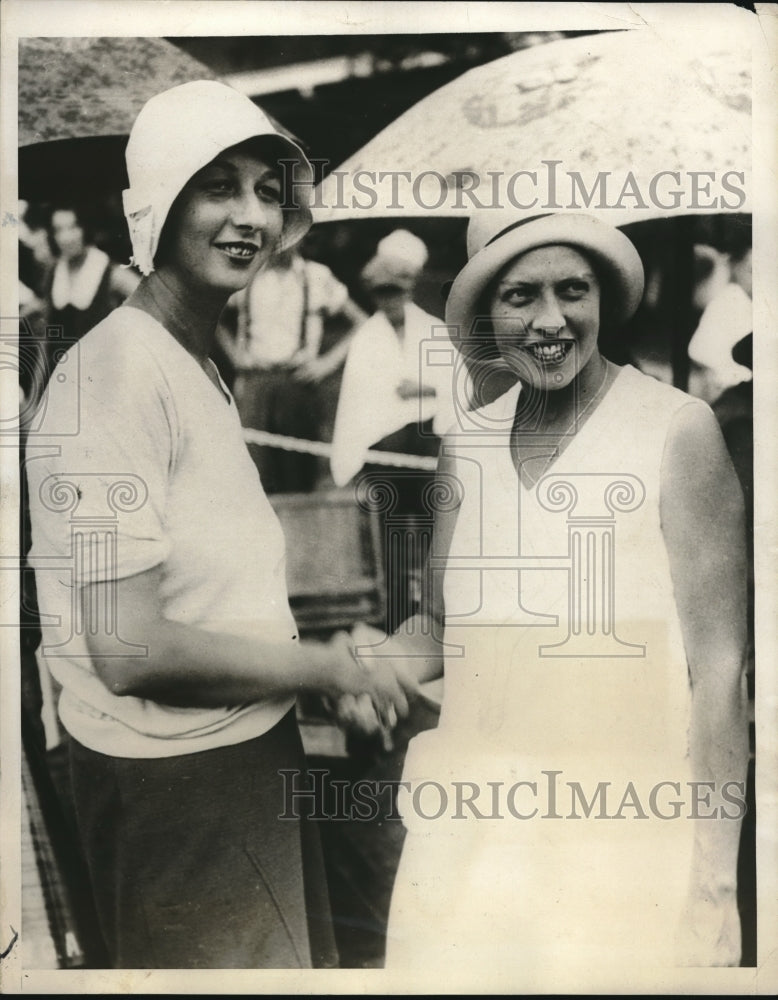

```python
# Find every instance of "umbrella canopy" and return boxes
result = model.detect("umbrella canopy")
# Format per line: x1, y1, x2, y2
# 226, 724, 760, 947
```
18, 37, 219, 200
313, 27, 752, 224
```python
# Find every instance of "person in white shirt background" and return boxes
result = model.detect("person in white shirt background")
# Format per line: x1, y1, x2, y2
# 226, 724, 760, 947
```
219, 245, 366, 493
44, 204, 139, 350
331, 229, 465, 633
687, 216, 752, 405
18, 203, 139, 420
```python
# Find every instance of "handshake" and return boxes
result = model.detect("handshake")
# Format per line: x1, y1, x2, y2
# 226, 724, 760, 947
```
323, 622, 425, 750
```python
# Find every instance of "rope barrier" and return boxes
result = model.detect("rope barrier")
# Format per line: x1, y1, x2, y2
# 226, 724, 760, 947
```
242, 428, 439, 471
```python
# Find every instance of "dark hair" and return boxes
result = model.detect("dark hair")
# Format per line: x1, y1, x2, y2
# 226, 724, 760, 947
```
716, 215, 752, 264
47, 205, 93, 255
696, 213, 752, 263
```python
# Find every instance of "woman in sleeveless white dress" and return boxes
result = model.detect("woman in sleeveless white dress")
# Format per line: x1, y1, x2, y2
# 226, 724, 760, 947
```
362, 212, 749, 977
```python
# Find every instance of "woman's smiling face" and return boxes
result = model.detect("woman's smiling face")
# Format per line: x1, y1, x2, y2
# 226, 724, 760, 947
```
488, 244, 602, 391
158, 140, 286, 294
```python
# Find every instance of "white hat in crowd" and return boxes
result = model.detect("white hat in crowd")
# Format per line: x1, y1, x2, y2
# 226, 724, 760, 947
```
361, 229, 429, 292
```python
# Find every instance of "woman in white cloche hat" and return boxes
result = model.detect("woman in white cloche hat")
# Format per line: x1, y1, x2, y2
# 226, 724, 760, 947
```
26, 80, 417, 970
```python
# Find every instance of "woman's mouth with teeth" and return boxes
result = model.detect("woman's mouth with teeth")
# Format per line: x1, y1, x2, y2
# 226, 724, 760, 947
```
216, 242, 258, 260
525, 341, 574, 365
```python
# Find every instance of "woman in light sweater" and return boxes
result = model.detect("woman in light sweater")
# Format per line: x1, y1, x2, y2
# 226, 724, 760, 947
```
26, 80, 416, 970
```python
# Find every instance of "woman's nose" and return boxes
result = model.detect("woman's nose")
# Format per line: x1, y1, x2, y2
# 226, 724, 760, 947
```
530, 293, 565, 335
231, 190, 272, 232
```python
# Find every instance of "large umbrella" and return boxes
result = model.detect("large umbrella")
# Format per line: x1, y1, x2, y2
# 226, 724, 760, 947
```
313, 27, 751, 224
18, 37, 220, 200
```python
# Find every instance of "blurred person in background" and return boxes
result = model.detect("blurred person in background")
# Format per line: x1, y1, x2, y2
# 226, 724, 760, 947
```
19, 199, 54, 305
711, 332, 753, 629
19, 201, 54, 422
687, 216, 752, 405
218, 245, 366, 493
710, 329, 756, 964
44, 204, 139, 343
21, 204, 141, 417
331, 229, 464, 632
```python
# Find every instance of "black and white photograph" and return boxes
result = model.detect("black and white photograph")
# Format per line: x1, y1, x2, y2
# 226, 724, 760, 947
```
1, 0, 776, 994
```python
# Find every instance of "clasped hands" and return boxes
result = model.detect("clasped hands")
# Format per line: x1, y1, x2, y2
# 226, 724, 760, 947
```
327, 623, 420, 749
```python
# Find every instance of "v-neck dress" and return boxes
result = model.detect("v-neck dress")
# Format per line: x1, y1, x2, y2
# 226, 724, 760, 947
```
385, 364, 712, 973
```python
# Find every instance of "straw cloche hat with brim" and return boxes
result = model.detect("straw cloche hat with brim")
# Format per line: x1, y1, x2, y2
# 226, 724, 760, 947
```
445, 210, 645, 365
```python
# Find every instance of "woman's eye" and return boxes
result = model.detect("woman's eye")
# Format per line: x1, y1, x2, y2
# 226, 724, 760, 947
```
502, 288, 533, 305
204, 178, 233, 195
560, 281, 589, 299
258, 183, 282, 204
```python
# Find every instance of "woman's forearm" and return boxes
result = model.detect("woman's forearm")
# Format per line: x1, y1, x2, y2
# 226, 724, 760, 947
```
687, 663, 750, 891
659, 403, 750, 884
83, 571, 418, 715
658, 401, 750, 963
89, 615, 350, 706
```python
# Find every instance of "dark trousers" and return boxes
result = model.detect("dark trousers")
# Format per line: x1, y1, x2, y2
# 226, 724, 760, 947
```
69, 710, 338, 969
235, 367, 320, 494
358, 421, 441, 633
